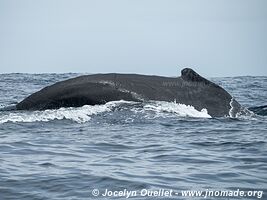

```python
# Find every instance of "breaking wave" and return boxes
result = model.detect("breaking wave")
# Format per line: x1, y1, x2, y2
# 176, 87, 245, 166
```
0, 101, 212, 124
0, 101, 123, 124
143, 101, 211, 118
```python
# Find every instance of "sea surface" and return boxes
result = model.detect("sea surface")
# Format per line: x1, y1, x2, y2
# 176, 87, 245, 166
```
0, 74, 266, 200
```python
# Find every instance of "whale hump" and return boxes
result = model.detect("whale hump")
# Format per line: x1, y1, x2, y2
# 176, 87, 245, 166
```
15, 68, 242, 117
181, 68, 212, 85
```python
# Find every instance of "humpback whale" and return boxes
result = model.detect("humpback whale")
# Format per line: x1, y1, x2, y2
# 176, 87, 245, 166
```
16, 68, 241, 117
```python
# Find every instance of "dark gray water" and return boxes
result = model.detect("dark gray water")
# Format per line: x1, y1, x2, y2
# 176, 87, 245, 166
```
0, 74, 266, 200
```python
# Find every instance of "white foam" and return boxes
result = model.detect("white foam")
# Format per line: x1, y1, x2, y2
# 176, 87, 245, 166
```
0, 100, 211, 124
0, 101, 128, 124
143, 101, 211, 118
229, 98, 237, 118
229, 98, 256, 119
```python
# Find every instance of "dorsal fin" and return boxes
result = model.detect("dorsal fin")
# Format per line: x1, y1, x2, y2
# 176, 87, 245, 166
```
181, 68, 211, 85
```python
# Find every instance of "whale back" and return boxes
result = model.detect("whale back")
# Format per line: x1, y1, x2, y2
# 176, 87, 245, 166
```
16, 68, 241, 117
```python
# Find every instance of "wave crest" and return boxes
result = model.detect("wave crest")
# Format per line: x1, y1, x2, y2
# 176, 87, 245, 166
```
143, 101, 211, 118
0, 100, 212, 124
0, 101, 125, 124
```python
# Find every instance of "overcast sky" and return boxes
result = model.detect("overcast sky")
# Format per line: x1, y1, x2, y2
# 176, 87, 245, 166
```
0, 0, 266, 77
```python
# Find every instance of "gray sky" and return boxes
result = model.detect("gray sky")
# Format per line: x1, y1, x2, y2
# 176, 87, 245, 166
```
0, 0, 267, 77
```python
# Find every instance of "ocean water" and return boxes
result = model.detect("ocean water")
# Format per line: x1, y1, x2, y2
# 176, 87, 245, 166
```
0, 74, 266, 200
